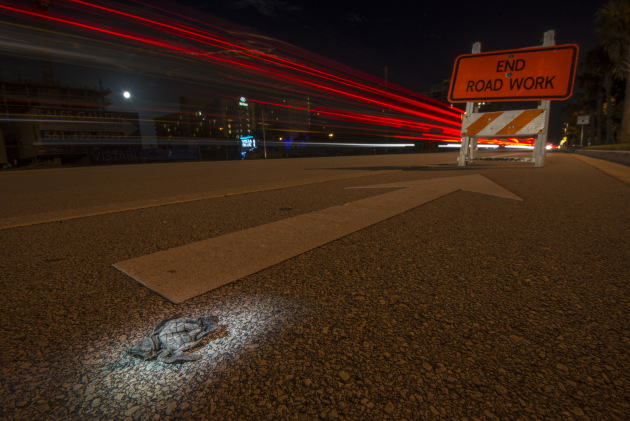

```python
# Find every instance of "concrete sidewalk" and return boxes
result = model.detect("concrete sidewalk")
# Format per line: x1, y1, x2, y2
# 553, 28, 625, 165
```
572, 152, 630, 186
575, 149, 630, 168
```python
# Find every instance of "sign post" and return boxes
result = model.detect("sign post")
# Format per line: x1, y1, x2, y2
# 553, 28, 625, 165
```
449, 30, 578, 167
533, 30, 556, 167
577, 115, 590, 146
458, 42, 481, 167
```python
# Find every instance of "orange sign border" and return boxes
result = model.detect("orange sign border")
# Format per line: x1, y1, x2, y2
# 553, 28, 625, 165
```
448, 44, 579, 103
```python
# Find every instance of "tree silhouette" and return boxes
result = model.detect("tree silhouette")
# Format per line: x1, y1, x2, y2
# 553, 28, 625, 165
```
596, 0, 630, 143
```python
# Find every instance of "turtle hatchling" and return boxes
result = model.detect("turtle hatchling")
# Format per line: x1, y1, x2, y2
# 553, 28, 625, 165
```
126, 315, 218, 363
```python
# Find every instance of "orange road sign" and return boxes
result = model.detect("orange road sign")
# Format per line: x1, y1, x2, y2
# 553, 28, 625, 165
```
448, 44, 579, 103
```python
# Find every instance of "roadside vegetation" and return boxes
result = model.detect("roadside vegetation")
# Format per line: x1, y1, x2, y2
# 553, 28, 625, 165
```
565, 0, 630, 146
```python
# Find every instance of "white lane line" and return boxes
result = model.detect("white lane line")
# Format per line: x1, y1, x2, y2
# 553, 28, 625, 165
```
0, 170, 400, 230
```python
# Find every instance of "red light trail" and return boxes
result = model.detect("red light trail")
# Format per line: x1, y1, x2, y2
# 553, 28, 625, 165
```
0, 0, 467, 145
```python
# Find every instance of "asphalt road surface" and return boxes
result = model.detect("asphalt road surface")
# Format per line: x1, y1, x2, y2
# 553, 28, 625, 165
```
1, 151, 629, 420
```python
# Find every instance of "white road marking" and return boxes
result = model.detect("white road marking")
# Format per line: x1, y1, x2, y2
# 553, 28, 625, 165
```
114, 174, 522, 303
0, 170, 400, 230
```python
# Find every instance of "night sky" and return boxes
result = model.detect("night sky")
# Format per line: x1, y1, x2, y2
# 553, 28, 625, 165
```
0, 0, 608, 141
182, 0, 605, 92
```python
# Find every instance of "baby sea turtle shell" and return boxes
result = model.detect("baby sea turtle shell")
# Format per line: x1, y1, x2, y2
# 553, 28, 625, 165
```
126, 315, 218, 363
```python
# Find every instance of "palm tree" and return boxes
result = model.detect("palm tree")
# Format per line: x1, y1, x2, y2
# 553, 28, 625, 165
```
596, 0, 630, 143
577, 47, 610, 144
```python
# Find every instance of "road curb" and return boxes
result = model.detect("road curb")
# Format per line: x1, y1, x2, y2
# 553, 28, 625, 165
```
571, 153, 630, 187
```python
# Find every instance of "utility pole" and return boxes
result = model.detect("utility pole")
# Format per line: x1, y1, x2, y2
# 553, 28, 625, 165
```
261, 108, 267, 159
32, 0, 56, 86
384, 65, 389, 151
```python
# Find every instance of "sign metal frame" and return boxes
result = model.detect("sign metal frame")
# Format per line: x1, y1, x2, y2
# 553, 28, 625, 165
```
456, 30, 566, 168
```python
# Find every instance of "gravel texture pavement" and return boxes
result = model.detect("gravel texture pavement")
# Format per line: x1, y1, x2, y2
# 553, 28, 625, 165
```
1, 152, 628, 420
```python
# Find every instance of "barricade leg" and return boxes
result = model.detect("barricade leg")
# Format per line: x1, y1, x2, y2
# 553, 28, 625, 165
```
471, 138, 478, 160
458, 136, 470, 166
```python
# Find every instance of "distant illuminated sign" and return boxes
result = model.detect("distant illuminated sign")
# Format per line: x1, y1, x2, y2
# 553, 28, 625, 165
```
32, 107, 141, 141
240, 136, 255, 148
448, 44, 579, 102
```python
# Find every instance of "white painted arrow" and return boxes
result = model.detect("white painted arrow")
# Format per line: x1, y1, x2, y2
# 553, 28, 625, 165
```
114, 174, 522, 303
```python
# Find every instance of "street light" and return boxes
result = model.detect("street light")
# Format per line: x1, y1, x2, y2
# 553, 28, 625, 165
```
123, 91, 131, 99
